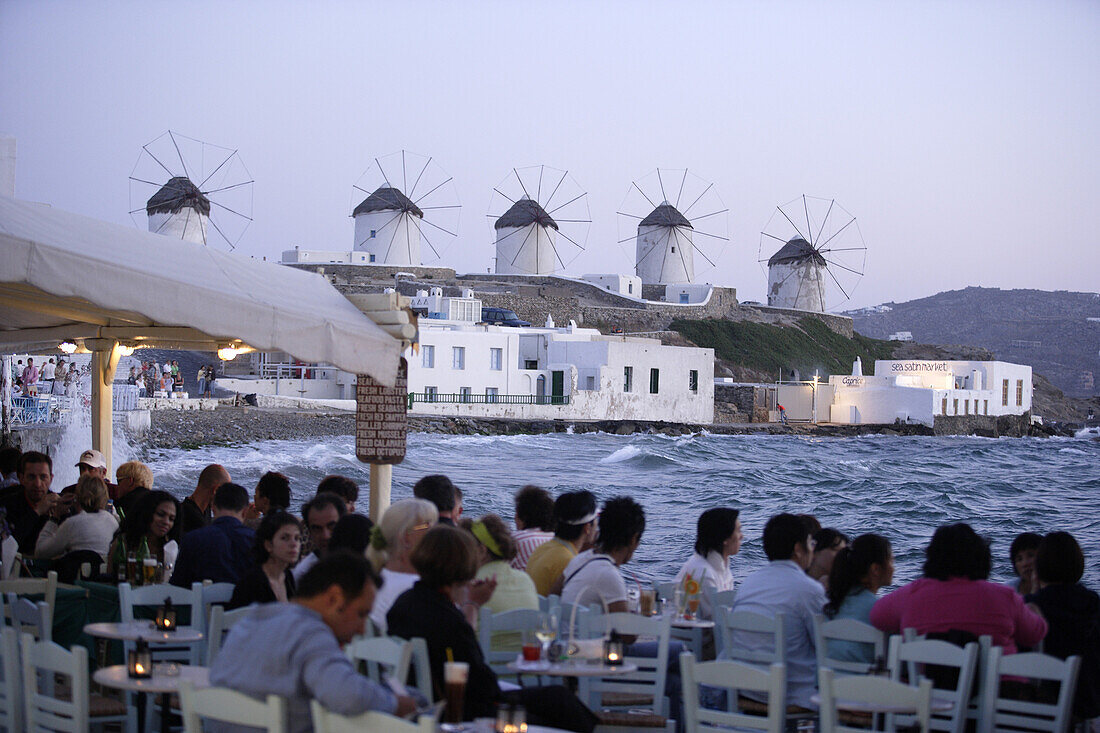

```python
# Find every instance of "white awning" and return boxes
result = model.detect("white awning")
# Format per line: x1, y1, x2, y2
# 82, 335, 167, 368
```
0, 195, 401, 385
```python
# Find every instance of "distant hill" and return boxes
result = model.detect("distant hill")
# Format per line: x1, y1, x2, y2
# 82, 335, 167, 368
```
844, 287, 1100, 397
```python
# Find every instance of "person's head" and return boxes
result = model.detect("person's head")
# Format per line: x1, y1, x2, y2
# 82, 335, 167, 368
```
317, 475, 359, 513
296, 550, 384, 644
18, 451, 53, 503
302, 492, 347, 557
468, 514, 517, 564
115, 461, 153, 496
75, 474, 108, 513
196, 464, 231, 500
123, 490, 178, 545
254, 472, 291, 515
1036, 532, 1085, 586
366, 498, 438, 572
212, 482, 249, 518
762, 513, 814, 567
552, 490, 599, 544
76, 449, 108, 480
329, 514, 375, 556
27, 358, 32, 366
596, 496, 646, 561
695, 507, 743, 559
809, 528, 850, 579
253, 511, 302, 566
0, 447, 20, 477
412, 474, 457, 515
514, 485, 554, 532
410, 525, 479, 590
797, 514, 822, 535
825, 533, 893, 616
1009, 532, 1043, 580
922, 523, 991, 581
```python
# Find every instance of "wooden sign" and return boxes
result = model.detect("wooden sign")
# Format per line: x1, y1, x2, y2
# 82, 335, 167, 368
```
355, 358, 407, 464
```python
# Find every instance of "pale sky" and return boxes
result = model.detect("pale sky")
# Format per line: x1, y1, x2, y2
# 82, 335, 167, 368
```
2, 0, 1097, 310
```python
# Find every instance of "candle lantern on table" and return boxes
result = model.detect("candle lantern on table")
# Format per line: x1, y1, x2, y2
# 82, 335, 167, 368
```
154, 597, 176, 632
127, 640, 152, 679
604, 630, 624, 666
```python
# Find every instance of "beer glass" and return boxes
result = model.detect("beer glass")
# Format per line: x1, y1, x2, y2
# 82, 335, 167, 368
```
443, 661, 469, 723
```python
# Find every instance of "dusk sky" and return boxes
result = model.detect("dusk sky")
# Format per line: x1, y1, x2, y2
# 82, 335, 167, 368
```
2, 0, 1097, 310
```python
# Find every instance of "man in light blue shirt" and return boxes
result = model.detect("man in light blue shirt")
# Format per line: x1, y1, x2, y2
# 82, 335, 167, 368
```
729, 513, 826, 710
209, 551, 416, 732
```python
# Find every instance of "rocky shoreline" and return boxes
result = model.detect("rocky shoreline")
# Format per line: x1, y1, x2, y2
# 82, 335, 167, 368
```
139, 405, 1064, 451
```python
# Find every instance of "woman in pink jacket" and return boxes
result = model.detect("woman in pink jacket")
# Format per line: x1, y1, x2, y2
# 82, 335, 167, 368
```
870, 523, 1047, 652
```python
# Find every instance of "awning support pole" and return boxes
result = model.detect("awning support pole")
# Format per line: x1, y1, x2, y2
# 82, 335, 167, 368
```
369, 463, 392, 522
87, 339, 121, 475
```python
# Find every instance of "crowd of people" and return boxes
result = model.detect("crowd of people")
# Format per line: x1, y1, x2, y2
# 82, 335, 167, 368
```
0, 445, 1097, 732
10, 356, 82, 398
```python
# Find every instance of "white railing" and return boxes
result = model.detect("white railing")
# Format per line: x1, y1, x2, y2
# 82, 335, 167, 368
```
258, 363, 339, 381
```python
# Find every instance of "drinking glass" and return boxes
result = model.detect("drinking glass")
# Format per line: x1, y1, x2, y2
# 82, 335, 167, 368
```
535, 610, 558, 660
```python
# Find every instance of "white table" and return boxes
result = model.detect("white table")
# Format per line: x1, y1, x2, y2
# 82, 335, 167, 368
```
671, 618, 714, 630
507, 659, 639, 677
94, 664, 209, 733
83, 621, 204, 644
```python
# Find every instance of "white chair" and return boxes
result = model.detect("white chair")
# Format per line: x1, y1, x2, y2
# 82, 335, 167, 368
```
716, 608, 787, 666
206, 604, 251, 665
0, 570, 57, 628
681, 652, 786, 733
310, 700, 435, 733
977, 648, 1080, 733
478, 607, 543, 677
346, 635, 433, 702
7, 595, 52, 641
819, 667, 933, 733
0, 627, 23, 733
814, 614, 887, 675
539, 594, 561, 613
903, 628, 994, 730
179, 679, 287, 733
119, 581, 206, 663
583, 611, 674, 731
887, 635, 979, 733
20, 632, 133, 732
201, 581, 235, 623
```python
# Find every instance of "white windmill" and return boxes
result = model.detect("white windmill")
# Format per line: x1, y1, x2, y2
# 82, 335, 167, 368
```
617, 169, 729, 285
128, 131, 253, 249
350, 150, 461, 266
487, 166, 591, 275
758, 195, 867, 312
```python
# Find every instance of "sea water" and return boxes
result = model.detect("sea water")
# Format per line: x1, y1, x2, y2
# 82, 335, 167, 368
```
144, 433, 1100, 590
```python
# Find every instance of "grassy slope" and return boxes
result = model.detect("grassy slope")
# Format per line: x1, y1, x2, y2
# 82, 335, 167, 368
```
669, 317, 896, 380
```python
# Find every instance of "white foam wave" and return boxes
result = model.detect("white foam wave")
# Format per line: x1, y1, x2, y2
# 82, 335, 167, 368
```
600, 445, 644, 464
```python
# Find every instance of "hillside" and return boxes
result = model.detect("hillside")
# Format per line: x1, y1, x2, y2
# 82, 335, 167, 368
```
845, 287, 1100, 397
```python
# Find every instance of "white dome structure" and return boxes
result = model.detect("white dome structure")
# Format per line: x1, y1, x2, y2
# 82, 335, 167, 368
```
146, 176, 210, 244
767, 237, 828, 312
353, 185, 424, 265
494, 197, 559, 275
635, 201, 694, 285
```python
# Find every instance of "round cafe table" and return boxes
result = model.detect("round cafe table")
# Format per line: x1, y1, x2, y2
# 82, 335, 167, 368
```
670, 617, 714, 629
94, 664, 209, 733
507, 658, 639, 677
83, 621, 204, 644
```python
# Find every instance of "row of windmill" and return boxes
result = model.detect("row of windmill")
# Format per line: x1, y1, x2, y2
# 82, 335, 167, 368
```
130, 132, 867, 312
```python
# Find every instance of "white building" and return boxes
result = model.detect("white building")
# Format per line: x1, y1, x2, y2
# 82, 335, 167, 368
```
767, 237, 827, 312
494, 197, 559, 275
827, 359, 1033, 426
408, 319, 714, 423
582, 273, 642, 298
146, 176, 209, 244
635, 202, 694, 285
280, 247, 373, 265
352, 186, 423, 265
888, 331, 914, 342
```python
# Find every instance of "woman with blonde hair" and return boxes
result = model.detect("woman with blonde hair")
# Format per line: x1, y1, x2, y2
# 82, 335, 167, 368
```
35, 474, 118, 560
367, 498, 438, 633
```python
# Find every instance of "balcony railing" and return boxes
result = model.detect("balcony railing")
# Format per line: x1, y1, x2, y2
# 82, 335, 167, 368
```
407, 392, 569, 408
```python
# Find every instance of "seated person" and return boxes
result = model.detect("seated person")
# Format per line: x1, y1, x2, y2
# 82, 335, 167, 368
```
228, 511, 301, 609
107, 490, 179, 578
1027, 532, 1100, 721
463, 514, 539, 651
387, 525, 596, 732
170, 483, 255, 587
674, 507, 742, 620
808, 527, 848, 589
293, 492, 346, 582
210, 551, 416, 731
35, 474, 118, 560
822, 533, 893, 664
367, 498, 438, 634
526, 490, 597, 596
316, 474, 359, 514
1008, 531, 1042, 595
510, 485, 555, 571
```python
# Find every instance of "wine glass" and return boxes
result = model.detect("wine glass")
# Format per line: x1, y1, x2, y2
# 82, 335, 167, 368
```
535, 610, 558, 660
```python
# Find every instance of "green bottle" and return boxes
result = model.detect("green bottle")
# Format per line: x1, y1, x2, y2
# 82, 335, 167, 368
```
114, 538, 128, 583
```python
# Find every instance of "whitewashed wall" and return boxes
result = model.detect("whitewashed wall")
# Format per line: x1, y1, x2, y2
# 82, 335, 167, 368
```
636, 225, 694, 284
495, 224, 557, 275
767, 260, 826, 311
148, 209, 208, 244
354, 209, 421, 265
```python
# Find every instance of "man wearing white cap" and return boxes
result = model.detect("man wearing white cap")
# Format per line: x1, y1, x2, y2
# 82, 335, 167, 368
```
61, 449, 116, 507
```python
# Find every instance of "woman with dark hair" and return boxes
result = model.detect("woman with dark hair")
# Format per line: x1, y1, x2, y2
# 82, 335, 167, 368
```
387, 525, 596, 732
1027, 532, 1100, 721
228, 511, 301, 609
1008, 531, 1042, 595
870, 523, 1047, 652
106, 489, 180, 578
823, 534, 893, 663
808, 528, 849, 589
674, 507, 742, 619
245, 471, 292, 528
328, 513, 374, 555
